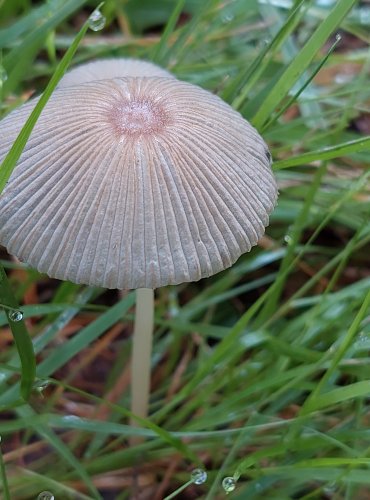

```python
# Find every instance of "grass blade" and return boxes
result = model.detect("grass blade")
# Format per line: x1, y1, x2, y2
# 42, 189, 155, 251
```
274, 136, 370, 169
229, 0, 310, 108
151, 0, 186, 64
252, 0, 357, 129
302, 289, 370, 414
0, 264, 35, 400
16, 405, 102, 499
2, 0, 88, 92
262, 34, 342, 131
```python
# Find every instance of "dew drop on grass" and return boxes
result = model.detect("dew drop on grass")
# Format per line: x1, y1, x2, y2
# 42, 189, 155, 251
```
33, 379, 50, 393
191, 468, 207, 485
355, 332, 370, 350
323, 482, 337, 495
62, 414, 82, 424
222, 477, 236, 493
37, 492, 54, 500
222, 13, 234, 23
359, 9, 370, 25
9, 310, 23, 322
254, 481, 262, 492
88, 8, 106, 31
316, 0, 336, 6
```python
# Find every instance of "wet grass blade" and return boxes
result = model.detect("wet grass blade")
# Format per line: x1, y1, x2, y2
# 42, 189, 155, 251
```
262, 34, 342, 132
151, 0, 186, 64
274, 136, 370, 169
2, 0, 88, 91
16, 405, 102, 499
252, 0, 357, 129
229, 0, 309, 108
302, 289, 370, 414
0, 264, 36, 400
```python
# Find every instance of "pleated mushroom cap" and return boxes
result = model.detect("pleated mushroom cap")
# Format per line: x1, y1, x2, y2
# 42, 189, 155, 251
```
59, 58, 173, 88
0, 77, 277, 289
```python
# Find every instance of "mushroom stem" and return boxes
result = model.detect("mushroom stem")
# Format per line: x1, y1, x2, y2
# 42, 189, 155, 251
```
131, 287, 154, 421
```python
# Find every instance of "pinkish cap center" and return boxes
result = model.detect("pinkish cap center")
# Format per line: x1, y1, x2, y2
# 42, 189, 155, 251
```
110, 100, 168, 137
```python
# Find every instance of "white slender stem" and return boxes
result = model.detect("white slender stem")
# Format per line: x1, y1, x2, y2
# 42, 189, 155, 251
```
131, 287, 154, 421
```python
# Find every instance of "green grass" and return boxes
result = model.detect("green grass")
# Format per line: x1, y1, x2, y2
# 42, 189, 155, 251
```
0, 0, 370, 498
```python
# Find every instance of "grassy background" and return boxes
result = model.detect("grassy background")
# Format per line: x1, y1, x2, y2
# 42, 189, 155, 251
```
1, 0, 370, 498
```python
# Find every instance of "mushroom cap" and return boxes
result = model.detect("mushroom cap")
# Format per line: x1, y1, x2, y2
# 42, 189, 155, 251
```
0, 77, 277, 289
59, 58, 173, 88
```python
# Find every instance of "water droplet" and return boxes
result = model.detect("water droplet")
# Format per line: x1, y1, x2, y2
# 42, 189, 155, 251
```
284, 235, 293, 245
9, 310, 23, 322
191, 468, 207, 485
254, 481, 262, 492
62, 415, 82, 424
33, 379, 50, 393
334, 73, 352, 85
335, 33, 342, 42
222, 13, 234, 23
222, 477, 236, 493
359, 9, 370, 25
88, 8, 106, 31
323, 482, 337, 495
316, 0, 336, 6
355, 332, 370, 350
37, 492, 54, 500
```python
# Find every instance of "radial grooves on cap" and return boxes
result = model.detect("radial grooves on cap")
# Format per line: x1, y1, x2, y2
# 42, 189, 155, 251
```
174, 128, 263, 239
144, 139, 175, 287
154, 140, 195, 282
0, 77, 277, 289
9, 131, 102, 258
161, 137, 223, 273
169, 129, 257, 244
184, 127, 274, 220
162, 133, 237, 268
61, 139, 118, 283
59, 58, 173, 89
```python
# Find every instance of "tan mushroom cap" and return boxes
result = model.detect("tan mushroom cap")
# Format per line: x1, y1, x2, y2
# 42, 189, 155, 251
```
0, 77, 277, 289
59, 58, 173, 88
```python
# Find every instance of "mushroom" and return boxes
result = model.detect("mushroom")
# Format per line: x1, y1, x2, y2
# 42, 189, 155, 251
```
0, 73, 277, 420
58, 58, 173, 88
